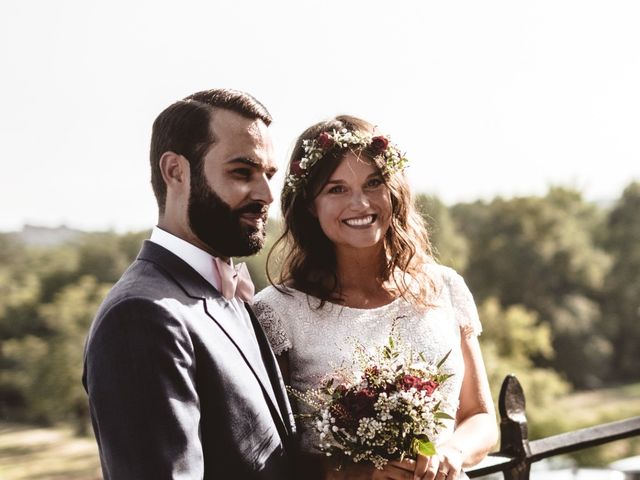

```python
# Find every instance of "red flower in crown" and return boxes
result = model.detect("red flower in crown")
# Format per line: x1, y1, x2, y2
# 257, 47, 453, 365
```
317, 132, 334, 151
370, 135, 389, 154
290, 160, 304, 176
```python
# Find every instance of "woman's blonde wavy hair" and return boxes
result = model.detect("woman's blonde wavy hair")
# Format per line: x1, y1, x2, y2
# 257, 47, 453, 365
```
267, 115, 435, 309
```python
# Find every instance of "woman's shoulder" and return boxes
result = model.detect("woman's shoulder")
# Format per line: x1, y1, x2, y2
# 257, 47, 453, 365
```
423, 263, 482, 335
421, 263, 477, 306
252, 285, 297, 354
254, 284, 306, 310
422, 262, 463, 288
254, 284, 280, 303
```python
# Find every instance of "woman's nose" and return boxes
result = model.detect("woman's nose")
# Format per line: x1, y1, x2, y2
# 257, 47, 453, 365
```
350, 190, 370, 208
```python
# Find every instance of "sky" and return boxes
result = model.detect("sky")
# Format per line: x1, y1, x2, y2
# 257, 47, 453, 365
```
1, 0, 639, 232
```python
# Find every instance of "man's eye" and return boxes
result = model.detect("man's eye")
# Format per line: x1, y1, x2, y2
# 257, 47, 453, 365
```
231, 168, 252, 178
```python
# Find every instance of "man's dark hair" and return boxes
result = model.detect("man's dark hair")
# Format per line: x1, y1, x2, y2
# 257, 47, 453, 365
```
149, 88, 272, 213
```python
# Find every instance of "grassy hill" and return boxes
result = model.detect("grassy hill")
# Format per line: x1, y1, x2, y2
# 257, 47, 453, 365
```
0, 423, 101, 480
529, 381, 640, 467
554, 382, 640, 425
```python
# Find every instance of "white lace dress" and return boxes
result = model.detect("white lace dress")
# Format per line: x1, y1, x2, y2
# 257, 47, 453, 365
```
253, 264, 482, 454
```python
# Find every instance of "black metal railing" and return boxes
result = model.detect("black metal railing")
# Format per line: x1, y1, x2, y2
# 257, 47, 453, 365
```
467, 375, 640, 479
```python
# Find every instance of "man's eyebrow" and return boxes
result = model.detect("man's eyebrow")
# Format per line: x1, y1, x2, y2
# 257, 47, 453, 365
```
226, 157, 259, 167
226, 157, 278, 174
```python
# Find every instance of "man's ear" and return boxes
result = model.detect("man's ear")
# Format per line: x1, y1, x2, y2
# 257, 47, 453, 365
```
159, 152, 189, 189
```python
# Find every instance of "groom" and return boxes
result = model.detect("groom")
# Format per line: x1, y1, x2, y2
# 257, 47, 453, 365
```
83, 89, 296, 479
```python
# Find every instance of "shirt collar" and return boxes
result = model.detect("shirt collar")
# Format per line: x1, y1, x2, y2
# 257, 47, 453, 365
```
149, 226, 232, 292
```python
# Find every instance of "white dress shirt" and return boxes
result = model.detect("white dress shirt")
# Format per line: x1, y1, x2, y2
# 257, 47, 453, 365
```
149, 226, 257, 341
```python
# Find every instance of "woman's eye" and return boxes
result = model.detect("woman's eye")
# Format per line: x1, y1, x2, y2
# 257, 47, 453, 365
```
366, 178, 383, 188
327, 185, 346, 194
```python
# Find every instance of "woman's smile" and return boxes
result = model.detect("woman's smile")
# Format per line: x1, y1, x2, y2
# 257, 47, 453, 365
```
342, 214, 377, 228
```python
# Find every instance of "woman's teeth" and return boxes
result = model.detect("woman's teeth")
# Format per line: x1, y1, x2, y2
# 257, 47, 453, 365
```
343, 215, 374, 226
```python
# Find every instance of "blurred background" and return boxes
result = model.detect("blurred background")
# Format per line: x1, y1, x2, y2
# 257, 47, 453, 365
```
1, 1, 639, 478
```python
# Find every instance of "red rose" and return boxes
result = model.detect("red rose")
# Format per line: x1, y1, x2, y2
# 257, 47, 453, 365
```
370, 136, 389, 153
290, 160, 304, 176
420, 380, 438, 396
339, 387, 378, 421
399, 375, 439, 395
316, 132, 334, 151
399, 375, 423, 391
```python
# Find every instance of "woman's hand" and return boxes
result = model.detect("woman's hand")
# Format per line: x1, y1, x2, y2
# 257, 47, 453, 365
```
420, 446, 464, 480
372, 457, 425, 480
325, 456, 428, 480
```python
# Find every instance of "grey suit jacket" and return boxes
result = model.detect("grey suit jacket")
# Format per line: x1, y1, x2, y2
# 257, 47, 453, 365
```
83, 241, 297, 479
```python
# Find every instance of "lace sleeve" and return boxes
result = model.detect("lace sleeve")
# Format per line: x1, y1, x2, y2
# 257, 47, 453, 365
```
446, 269, 482, 338
253, 297, 293, 355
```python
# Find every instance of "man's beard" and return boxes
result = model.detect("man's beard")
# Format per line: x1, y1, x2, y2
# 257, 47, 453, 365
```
187, 174, 268, 257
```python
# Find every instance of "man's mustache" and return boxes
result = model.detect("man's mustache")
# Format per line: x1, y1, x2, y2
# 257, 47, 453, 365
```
234, 202, 269, 219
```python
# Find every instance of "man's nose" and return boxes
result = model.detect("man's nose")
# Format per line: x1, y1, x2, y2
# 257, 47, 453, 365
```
253, 175, 274, 205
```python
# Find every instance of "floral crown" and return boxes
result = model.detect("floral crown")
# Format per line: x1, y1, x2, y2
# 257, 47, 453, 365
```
284, 128, 409, 193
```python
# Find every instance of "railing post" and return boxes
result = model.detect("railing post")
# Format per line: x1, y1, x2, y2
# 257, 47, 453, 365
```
498, 375, 532, 480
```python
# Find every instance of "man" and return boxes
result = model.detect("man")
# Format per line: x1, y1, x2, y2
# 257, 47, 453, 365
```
83, 89, 297, 479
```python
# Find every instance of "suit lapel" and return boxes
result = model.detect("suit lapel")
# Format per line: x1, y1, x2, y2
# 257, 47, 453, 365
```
136, 241, 289, 436
246, 305, 297, 438
201, 296, 286, 428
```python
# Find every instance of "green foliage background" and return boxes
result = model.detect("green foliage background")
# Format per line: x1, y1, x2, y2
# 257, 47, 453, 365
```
1, 182, 639, 465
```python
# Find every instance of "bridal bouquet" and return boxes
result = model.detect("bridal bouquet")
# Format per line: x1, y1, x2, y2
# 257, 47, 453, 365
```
288, 336, 453, 469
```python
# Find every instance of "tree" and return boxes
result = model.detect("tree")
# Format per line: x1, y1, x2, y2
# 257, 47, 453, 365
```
74, 232, 135, 283
452, 188, 613, 387
415, 194, 469, 271
602, 182, 640, 381
0, 230, 141, 425
477, 298, 569, 438
239, 217, 283, 291
1, 276, 111, 428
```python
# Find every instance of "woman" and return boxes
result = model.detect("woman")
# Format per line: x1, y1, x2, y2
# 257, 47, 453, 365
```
254, 116, 497, 480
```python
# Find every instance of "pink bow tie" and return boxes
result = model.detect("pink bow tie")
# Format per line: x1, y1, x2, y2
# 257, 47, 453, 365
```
213, 258, 255, 303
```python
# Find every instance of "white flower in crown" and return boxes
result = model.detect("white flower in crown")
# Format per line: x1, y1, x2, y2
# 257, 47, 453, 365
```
284, 128, 409, 193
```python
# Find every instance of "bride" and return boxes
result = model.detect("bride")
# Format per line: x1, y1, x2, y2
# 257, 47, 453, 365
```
254, 115, 497, 480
